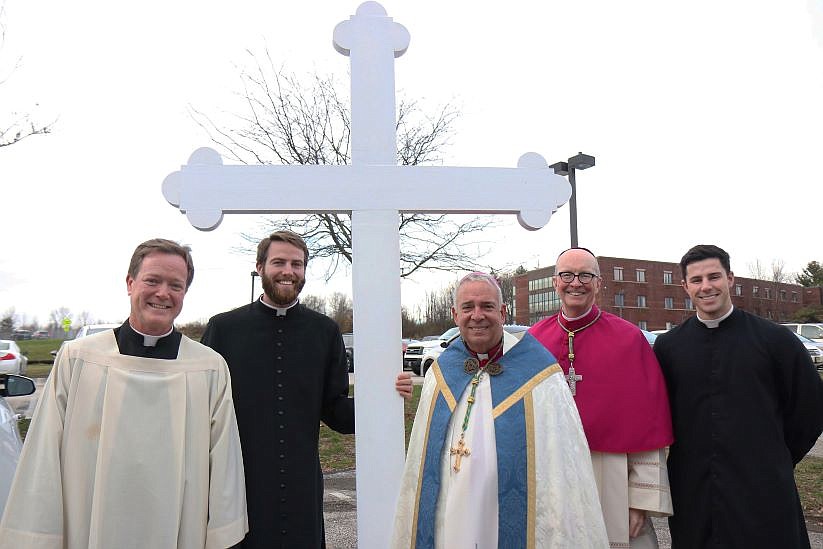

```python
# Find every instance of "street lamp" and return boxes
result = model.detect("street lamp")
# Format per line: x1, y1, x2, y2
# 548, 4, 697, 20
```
549, 152, 595, 248
250, 271, 259, 303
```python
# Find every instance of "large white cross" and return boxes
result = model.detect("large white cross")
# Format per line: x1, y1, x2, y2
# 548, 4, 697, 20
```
162, 2, 570, 546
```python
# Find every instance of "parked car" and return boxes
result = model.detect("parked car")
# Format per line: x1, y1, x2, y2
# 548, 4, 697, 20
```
10, 330, 32, 341
32, 330, 50, 339
641, 330, 658, 346
0, 374, 37, 519
404, 325, 530, 377
0, 340, 28, 375
795, 333, 823, 370
781, 323, 823, 343
75, 323, 121, 339
342, 333, 354, 372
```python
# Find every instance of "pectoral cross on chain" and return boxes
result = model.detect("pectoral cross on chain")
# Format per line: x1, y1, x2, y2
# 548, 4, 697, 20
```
450, 434, 471, 472
566, 366, 583, 396
566, 331, 582, 396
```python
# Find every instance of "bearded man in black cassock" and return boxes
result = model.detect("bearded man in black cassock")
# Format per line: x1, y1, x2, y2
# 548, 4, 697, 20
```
202, 231, 354, 549
654, 244, 823, 549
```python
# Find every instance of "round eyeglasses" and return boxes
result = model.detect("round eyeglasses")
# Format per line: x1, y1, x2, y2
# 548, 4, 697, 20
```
556, 272, 598, 284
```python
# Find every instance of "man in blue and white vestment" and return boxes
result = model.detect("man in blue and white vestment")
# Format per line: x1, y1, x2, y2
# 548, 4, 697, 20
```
391, 272, 607, 548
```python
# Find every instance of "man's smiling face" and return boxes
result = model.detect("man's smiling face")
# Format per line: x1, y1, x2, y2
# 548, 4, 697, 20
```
682, 258, 734, 320
258, 241, 306, 307
127, 252, 188, 335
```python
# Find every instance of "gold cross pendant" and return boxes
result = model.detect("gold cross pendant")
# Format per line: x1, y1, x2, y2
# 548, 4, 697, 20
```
450, 435, 471, 472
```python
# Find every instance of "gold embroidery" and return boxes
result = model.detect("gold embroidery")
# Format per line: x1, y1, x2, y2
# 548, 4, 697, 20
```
492, 364, 563, 419
525, 393, 536, 548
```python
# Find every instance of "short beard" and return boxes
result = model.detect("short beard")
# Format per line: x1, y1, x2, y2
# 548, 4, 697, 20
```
261, 274, 306, 307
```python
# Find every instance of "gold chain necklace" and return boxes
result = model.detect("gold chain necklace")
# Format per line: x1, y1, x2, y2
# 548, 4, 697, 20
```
449, 343, 504, 473
556, 310, 601, 396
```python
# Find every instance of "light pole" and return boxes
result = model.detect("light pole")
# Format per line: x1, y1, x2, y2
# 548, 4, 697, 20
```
250, 271, 259, 303
549, 152, 595, 248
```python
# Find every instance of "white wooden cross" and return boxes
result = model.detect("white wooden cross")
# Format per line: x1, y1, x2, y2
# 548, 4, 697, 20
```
162, 2, 571, 546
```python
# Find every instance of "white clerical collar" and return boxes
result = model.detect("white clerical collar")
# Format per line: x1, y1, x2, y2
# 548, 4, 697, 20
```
697, 305, 734, 329
561, 306, 594, 322
259, 296, 299, 316
129, 323, 173, 347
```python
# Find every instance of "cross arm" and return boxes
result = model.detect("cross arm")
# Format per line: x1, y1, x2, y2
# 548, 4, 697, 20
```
162, 148, 571, 231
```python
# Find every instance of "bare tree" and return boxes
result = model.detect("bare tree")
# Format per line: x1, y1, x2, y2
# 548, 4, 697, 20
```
300, 293, 327, 315
0, 307, 14, 338
49, 307, 72, 331
0, 4, 52, 148
747, 258, 790, 284
191, 48, 495, 279
327, 292, 353, 333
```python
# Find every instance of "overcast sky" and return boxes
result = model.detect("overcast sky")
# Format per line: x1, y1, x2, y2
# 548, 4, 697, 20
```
1, 0, 822, 327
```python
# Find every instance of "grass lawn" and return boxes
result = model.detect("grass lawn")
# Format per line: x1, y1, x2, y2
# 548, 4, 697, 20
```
318, 384, 421, 473
797, 456, 823, 530
16, 339, 63, 363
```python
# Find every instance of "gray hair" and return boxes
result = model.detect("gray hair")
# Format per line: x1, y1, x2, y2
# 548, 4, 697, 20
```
453, 272, 503, 307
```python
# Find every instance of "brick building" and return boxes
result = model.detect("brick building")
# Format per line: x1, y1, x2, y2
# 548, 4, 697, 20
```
514, 256, 823, 330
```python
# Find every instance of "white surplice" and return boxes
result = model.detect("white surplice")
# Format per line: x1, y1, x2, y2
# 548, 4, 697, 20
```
0, 331, 248, 549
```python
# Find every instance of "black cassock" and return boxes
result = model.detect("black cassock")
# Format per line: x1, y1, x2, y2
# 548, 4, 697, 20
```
202, 300, 354, 549
654, 308, 823, 549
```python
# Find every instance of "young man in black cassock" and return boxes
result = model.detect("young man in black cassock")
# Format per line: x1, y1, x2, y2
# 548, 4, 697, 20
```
654, 244, 823, 548
202, 231, 354, 549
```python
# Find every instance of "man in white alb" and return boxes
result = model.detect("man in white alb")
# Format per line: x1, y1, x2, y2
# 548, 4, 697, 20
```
0, 238, 248, 549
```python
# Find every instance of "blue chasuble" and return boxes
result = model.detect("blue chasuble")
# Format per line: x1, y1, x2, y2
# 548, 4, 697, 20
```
413, 333, 563, 548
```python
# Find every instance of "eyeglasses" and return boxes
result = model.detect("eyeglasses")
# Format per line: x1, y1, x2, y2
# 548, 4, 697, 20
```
556, 272, 599, 284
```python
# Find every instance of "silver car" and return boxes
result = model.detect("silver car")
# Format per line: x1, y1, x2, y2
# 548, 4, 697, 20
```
0, 374, 36, 518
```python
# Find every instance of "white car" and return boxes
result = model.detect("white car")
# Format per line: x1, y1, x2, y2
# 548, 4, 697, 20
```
781, 323, 823, 343
795, 333, 823, 370
0, 374, 37, 519
0, 340, 28, 375
75, 323, 121, 339
403, 325, 530, 377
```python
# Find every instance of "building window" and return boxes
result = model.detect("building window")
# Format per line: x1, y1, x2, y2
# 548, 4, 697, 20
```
528, 277, 551, 291
735, 284, 742, 296
664, 297, 674, 309
753, 285, 759, 296
636, 269, 646, 283
663, 271, 673, 284
792, 291, 798, 303
614, 293, 625, 307
637, 295, 647, 308
765, 288, 771, 300
614, 267, 623, 281
779, 290, 786, 301
547, 289, 560, 312
638, 321, 648, 330
685, 298, 693, 310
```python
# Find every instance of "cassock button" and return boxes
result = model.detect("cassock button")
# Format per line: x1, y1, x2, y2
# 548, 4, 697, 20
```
276, 342, 283, 347
276, 356, 283, 361
277, 329, 283, 333
276, 369, 283, 374
277, 383, 283, 388
280, 497, 286, 503
279, 439, 285, 444
279, 424, 285, 429
281, 530, 287, 535
278, 410, 284, 415
277, 396, 284, 401
280, 483, 286, 489
280, 468, 286, 474
279, 454, 285, 459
